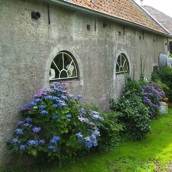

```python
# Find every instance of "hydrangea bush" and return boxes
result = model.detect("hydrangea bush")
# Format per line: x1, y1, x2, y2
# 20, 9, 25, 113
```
110, 77, 165, 140
7, 82, 104, 163
141, 83, 165, 117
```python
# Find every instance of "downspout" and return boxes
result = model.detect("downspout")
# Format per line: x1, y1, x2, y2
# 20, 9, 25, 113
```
39, 0, 171, 37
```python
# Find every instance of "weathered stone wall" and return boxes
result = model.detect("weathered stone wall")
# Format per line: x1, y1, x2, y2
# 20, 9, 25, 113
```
0, 0, 168, 164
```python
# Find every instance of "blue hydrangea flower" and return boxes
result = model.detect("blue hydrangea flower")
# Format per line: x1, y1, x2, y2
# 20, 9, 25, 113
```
38, 105, 46, 109
73, 94, 84, 99
27, 140, 39, 146
92, 114, 104, 121
45, 95, 57, 100
48, 145, 55, 149
52, 115, 60, 119
85, 136, 91, 142
58, 100, 67, 107
55, 97, 60, 102
15, 129, 24, 135
91, 111, 100, 115
76, 132, 83, 139
40, 110, 48, 115
24, 117, 32, 123
52, 104, 59, 108
23, 123, 32, 128
52, 135, 60, 141
39, 139, 45, 144
20, 144, 26, 150
51, 81, 61, 86
84, 118, 90, 124
50, 139, 57, 144
85, 141, 92, 148
45, 95, 53, 100
34, 98, 43, 103
93, 130, 100, 137
17, 121, 24, 126
20, 102, 36, 111
78, 109, 86, 115
66, 114, 72, 119
90, 134, 96, 141
61, 95, 68, 100
92, 140, 98, 147
32, 126, 41, 133
10, 137, 21, 145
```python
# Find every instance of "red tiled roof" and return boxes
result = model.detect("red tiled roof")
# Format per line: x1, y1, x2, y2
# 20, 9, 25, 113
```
65, 0, 168, 34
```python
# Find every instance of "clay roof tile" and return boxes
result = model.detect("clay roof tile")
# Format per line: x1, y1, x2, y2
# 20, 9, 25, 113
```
66, 0, 168, 34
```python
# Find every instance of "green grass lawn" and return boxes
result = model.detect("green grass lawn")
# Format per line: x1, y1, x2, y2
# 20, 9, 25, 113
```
2, 108, 172, 172
50, 108, 172, 172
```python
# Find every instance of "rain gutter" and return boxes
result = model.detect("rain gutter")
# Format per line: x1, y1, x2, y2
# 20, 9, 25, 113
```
40, 0, 172, 37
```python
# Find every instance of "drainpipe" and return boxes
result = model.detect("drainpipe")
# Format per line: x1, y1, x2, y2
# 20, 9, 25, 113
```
39, 0, 172, 38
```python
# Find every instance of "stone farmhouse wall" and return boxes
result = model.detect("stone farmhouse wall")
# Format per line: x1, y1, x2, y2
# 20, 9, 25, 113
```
0, 0, 168, 164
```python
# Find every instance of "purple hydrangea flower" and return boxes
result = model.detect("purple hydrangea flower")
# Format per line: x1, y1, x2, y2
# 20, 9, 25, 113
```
33, 89, 50, 98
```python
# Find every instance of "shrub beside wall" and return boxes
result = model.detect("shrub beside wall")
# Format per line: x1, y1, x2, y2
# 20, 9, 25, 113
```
6, 82, 123, 166
152, 67, 172, 102
6, 83, 105, 165
110, 77, 165, 140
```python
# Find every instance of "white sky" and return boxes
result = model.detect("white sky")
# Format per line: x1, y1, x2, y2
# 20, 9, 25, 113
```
134, 0, 172, 17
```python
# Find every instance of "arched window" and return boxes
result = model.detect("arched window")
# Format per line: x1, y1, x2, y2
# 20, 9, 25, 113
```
116, 53, 129, 74
49, 51, 78, 81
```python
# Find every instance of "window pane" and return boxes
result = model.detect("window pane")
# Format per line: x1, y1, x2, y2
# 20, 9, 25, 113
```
116, 53, 129, 74
49, 51, 78, 81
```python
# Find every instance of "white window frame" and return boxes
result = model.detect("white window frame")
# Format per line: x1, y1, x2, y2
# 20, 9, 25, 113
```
49, 51, 78, 81
116, 53, 129, 74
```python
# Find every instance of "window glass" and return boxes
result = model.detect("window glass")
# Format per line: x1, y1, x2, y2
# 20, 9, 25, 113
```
49, 51, 78, 81
116, 53, 129, 74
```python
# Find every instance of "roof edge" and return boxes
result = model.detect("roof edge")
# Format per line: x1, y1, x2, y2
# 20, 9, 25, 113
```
40, 0, 170, 37
140, 5, 170, 34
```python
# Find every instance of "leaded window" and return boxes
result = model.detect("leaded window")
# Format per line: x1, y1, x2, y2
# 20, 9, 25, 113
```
49, 51, 78, 81
116, 53, 129, 74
